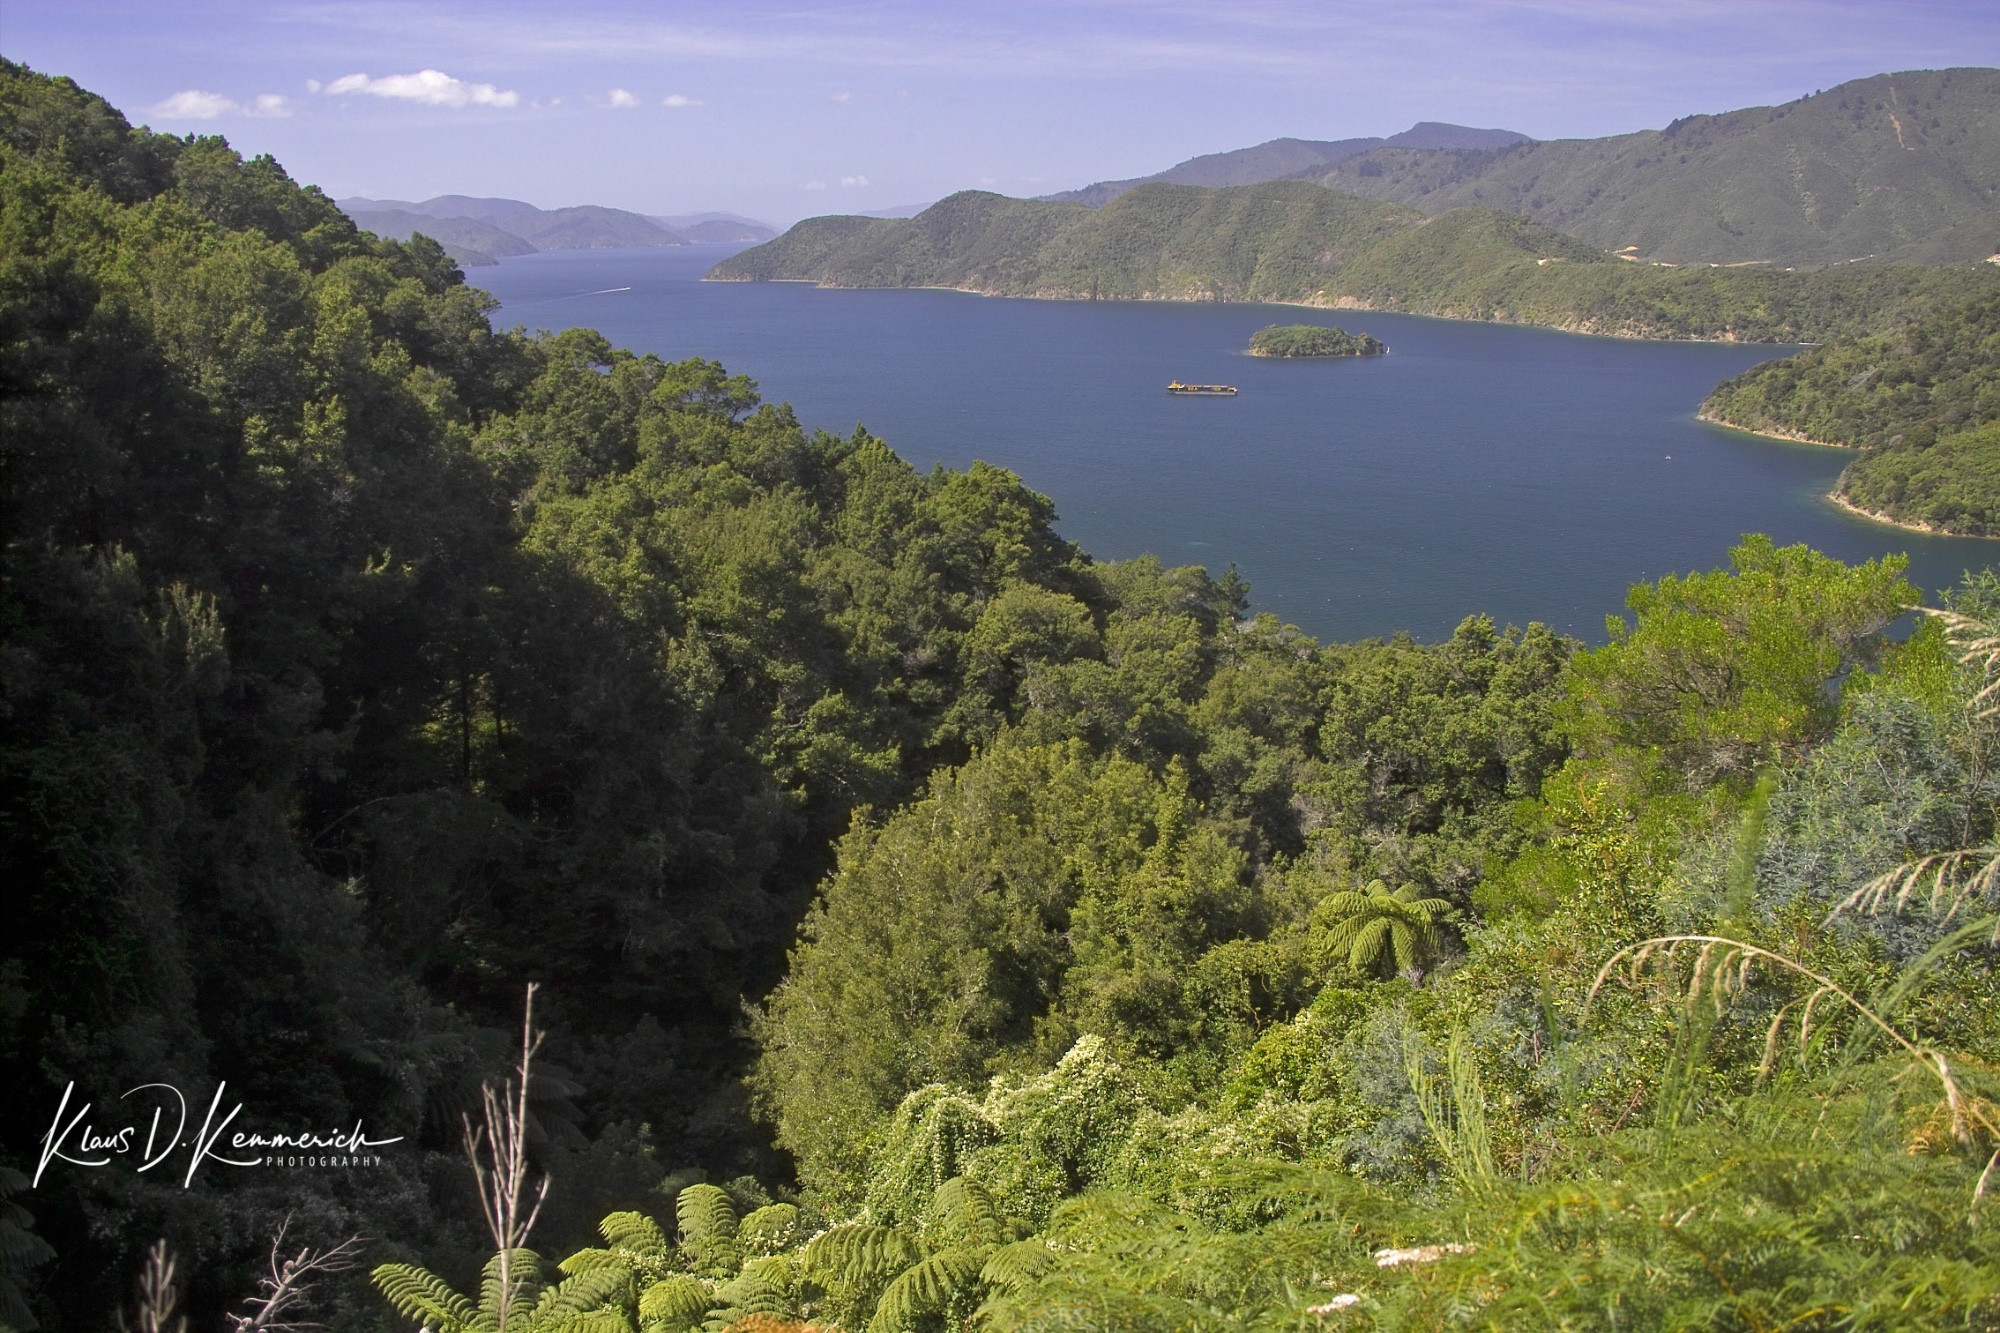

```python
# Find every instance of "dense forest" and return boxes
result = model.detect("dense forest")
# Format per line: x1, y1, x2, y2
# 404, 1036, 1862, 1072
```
1248, 324, 1385, 357
6, 61, 2000, 1333
708, 181, 2000, 344
1703, 291, 2000, 536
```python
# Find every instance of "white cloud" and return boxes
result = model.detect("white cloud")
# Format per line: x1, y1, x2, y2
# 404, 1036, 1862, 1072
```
828, 90, 853, 104
661, 93, 702, 107
803, 180, 828, 190
840, 175, 869, 187
247, 94, 293, 118
151, 90, 238, 119
322, 69, 519, 108
607, 87, 639, 108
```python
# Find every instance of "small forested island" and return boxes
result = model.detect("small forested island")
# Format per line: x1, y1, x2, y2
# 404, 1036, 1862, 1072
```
9, 59, 2000, 1333
1249, 322, 1386, 357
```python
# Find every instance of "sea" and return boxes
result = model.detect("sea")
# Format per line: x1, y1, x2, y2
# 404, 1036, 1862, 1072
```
475, 243, 1995, 644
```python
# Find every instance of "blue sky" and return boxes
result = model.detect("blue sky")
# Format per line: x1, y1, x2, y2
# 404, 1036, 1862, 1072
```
5, 1, 1996, 224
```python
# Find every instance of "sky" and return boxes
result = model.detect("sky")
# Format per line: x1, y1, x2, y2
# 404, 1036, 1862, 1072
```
4, 1, 1997, 225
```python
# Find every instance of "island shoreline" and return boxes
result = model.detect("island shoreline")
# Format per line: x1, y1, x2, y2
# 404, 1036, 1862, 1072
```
699, 276, 1806, 347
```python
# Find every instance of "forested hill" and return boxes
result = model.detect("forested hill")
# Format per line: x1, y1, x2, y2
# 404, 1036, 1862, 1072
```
11, 58, 2000, 1333
1703, 291, 2000, 536
1306, 68, 2000, 266
1041, 123, 1531, 208
0, 57, 1106, 1323
709, 179, 2000, 343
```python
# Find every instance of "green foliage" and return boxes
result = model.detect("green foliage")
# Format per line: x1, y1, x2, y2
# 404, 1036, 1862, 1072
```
1704, 289, 2000, 535
1315, 881, 1452, 978
1843, 419, 2000, 536
1563, 535, 1915, 787
1308, 68, 2000, 266
1246, 323, 1384, 357
714, 179, 2000, 343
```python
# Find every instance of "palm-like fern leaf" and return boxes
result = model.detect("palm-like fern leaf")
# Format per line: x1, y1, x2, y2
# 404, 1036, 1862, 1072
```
481, 1248, 546, 1325
599, 1210, 673, 1260
803, 1223, 926, 1285
979, 1240, 1059, 1291
535, 1264, 634, 1317
638, 1275, 713, 1332
371, 1261, 481, 1333
867, 1248, 985, 1333
675, 1185, 739, 1243
1318, 880, 1452, 977
934, 1176, 1004, 1247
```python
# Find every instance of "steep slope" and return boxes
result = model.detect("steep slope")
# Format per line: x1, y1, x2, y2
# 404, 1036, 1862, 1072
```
1703, 290, 2000, 535
1305, 69, 2000, 265
711, 181, 2000, 342
1043, 123, 1529, 207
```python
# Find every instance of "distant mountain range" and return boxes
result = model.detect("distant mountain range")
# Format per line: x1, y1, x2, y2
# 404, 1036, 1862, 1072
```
338, 195, 778, 266
1029, 70, 1998, 266
709, 179, 1998, 345
1299, 69, 2000, 266
1042, 122, 1530, 207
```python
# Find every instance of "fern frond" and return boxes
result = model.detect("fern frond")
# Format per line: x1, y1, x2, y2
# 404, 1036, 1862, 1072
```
676, 1184, 739, 1243
561, 1247, 624, 1275
600, 1209, 674, 1260
638, 1275, 713, 1332
538, 1263, 635, 1316
371, 1262, 481, 1333
481, 1248, 545, 1323
802, 1224, 925, 1285
867, 1249, 984, 1333
933, 1176, 1002, 1247
979, 1240, 1058, 1291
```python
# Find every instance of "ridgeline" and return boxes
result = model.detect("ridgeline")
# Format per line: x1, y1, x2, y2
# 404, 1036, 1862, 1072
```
708, 180, 2000, 344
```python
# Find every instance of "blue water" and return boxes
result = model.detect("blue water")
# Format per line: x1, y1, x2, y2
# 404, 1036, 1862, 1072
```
475, 244, 1995, 643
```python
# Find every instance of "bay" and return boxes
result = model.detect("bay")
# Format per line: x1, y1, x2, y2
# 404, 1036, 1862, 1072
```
477, 243, 1995, 643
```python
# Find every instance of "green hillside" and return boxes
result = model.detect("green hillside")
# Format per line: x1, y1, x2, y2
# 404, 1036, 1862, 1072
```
713, 180, 2000, 342
1307, 68, 2000, 266
1043, 123, 1528, 207
1704, 291, 2000, 535
12, 57, 2000, 1333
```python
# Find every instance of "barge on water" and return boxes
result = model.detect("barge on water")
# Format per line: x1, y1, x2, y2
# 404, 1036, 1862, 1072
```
1167, 381, 1237, 396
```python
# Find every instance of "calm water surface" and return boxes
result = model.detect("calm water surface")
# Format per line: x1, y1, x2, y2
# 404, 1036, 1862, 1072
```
477, 244, 1995, 643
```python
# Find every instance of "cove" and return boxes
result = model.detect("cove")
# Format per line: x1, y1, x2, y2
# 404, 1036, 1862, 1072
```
478, 244, 1995, 643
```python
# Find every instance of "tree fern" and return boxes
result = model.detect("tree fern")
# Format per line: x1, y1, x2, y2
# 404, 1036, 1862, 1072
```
372, 1262, 482, 1333
802, 1224, 924, 1286
637, 1276, 712, 1333
867, 1249, 984, 1333
599, 1210, 673, 1262
675, 1185, 739, 1244
482, 1249, 546, 1328
1316, 880, 1452, 979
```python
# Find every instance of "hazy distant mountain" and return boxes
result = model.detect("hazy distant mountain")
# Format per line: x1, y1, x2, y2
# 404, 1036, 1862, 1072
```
1043, 123, 1530, 207
341, 208, 538, 266
337, 194, 695, 266
1302, 69, 2000, 265
858, 203, 937, 219
650, 212, 779, 242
